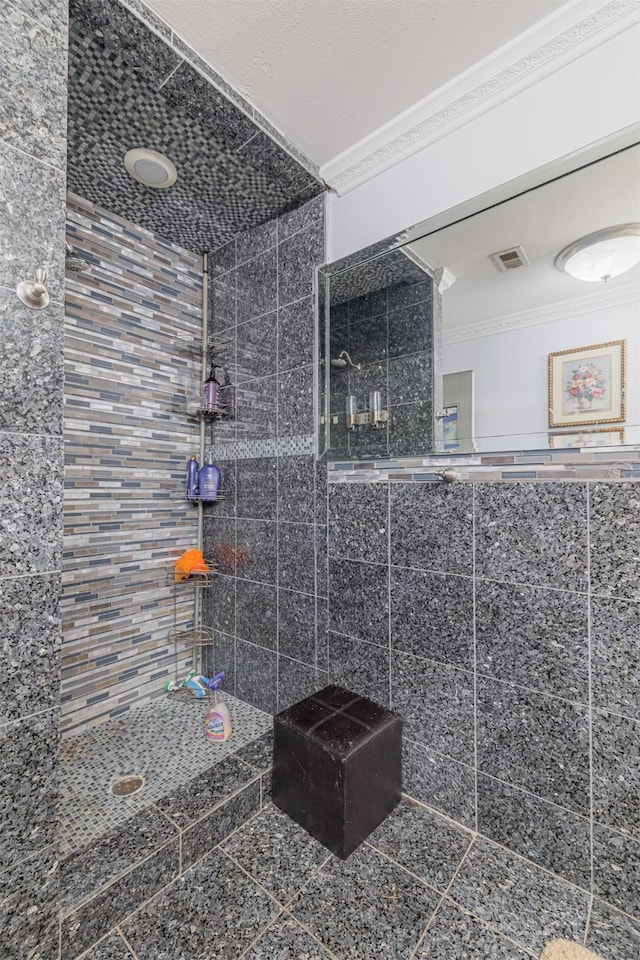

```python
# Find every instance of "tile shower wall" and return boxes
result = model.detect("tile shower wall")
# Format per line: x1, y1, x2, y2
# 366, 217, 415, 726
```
203, 195, 327, 714
327, 476, 640, 922
0, 0, 68, 954
62, 194, 202, 734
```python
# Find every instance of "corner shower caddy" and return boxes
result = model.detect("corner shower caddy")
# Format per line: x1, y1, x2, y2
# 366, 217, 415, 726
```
167, 252, 229, 693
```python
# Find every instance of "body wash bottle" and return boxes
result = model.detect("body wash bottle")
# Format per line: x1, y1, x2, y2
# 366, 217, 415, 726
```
198, 452, 220, 502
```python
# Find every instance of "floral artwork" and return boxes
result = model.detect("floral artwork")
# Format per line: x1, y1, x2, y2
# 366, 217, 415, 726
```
549, 428, 625, 449
549, 340, 625, 428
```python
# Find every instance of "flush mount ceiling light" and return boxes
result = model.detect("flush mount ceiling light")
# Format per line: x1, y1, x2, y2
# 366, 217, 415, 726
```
555, 223, 640, 282
124, 148, 177, 189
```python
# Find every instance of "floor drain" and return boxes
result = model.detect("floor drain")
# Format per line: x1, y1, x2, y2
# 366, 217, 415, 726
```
111, 775, 144, 797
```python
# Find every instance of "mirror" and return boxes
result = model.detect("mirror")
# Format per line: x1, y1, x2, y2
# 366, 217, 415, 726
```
318, 138, 640, 461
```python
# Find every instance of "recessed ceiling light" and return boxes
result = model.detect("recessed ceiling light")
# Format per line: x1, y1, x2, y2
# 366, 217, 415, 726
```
555, 223, 640, 282
124, 148, 177, 189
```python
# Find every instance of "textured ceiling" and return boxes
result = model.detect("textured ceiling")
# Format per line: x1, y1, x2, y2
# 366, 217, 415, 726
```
144, 0, 567, 166
66, 0, 322, 255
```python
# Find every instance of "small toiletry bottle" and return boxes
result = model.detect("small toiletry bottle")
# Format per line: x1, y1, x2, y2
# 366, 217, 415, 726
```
186, 455, 199, 500
198, 452, 220, 502
204, 672, 232, 741
202, 363, 220, 412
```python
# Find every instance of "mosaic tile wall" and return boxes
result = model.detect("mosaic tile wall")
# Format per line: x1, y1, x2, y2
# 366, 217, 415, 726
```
62, 193, 203, 734
324, 475, 640, 923
67, 0, 323, 255
202, 194, 328, 715
0, 0, 68, 954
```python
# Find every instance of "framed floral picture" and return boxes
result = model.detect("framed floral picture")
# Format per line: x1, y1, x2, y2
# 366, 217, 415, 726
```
549, 428, 626, 449
548, 340, 626, 428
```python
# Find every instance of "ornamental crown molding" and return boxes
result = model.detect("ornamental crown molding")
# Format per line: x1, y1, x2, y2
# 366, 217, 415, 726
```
320, 0, 640, 196
443, 281, 640, 344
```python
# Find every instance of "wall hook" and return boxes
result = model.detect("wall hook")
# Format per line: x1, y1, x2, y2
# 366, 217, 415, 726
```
17, 268, 50, 310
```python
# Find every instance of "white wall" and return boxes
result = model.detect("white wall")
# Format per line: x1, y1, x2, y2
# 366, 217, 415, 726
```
326, 23, 640, 262
443, 300, 640, 451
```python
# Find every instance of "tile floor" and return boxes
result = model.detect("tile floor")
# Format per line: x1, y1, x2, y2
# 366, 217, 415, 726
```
59, 693, 272, 853
79, 798, 640, 960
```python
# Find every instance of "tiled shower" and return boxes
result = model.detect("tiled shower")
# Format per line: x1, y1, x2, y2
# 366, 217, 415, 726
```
1, 0, 639, 959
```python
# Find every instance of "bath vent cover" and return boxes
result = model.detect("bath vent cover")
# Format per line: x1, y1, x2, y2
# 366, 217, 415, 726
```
489, 245, 529, 272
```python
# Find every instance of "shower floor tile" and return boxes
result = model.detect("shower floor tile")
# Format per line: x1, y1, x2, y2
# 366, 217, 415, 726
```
58, 693, 272, 854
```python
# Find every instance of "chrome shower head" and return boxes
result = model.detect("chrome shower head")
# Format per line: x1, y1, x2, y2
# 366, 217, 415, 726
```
330, 350, 361, 371
65, 240, 90, 273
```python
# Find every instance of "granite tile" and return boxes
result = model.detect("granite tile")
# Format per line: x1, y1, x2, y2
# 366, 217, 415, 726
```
328, 483, 389, 564
244, 914, 332, 960
81, 933, 135, 959
591, 595, 640, 718
61, 836, 180, 958
0, 295, 63, 435
328, 558, 388, 646
328, 632, 390, 706
235, 518, 277, 585
586, 899, 640, 960
449, 837, 590, 952
60, 806, 178, 914
390, 482, 473, 576
416, 900, 532, 959
477, 773, 591, 889
213, 458, 237, 518
348, 313, 388, 365
592, 708, 640, 836
236, 457, 278, 520
155, 755, 256, 829
387, 301, 432, 359
0, 711, 57, 870
278, 522, 317, 594
206, 516, 237, 575
278, 297, 315, 372
121, 847, 279, 959
392, 651, 474, 764
476, 581, 589, 702
278, 656, 327, 711
210, 238, 236, 277
278, 364, 314, 436
367, 797, 472, 891
402, 738, 476, 829
234, 731, 273, 773
203, 573, 235, 635
208, 326, 237, 388
222, 803, 328, 904
236, 219, 277, 267
590, 483, 640, 600
235, 374, 278, 441
11, 0, 68, 34
347, 288, 387, 323
475, 483, 588, 592
278, 588, 317, 664
477, 678, 590, 815
211, 272, 236, 331
390, 567, 473, 669
592, 821, 640, 917
278, 194, 324, 242
0, 843, 59, 960
316, 524, 329, 598
208, 632, 236, 695
388, 350, 432, 405
278, 223, 323, 308
236, 579, 277, 649
388, 400, 433, 457
181, 780, 261, 870
290, 843, 439, 960
0, 573, 60, 725
0, 141, 66, 304
315, 461, 327, 524
277, 455, 315, 523
236, 639, 278, 713
0, 4, 67, 168
236, 310, 278, 383
387, 278, 432, 312
237, 248, 277, 323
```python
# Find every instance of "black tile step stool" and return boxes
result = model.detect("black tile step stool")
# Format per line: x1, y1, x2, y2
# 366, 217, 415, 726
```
272, 685, 402, 859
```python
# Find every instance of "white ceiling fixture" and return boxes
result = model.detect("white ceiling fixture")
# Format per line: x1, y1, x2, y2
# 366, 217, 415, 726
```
144, 0, 639, 194
124, 148, 178, 189
555, 223, 640, 282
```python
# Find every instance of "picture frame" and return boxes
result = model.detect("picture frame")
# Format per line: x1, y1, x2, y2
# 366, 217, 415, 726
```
548, 340, 626, 428
549, 427, 626, 449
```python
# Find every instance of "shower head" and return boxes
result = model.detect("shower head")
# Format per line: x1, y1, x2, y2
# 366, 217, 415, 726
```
330, 350, 361, 371
65, 240, 90, 273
